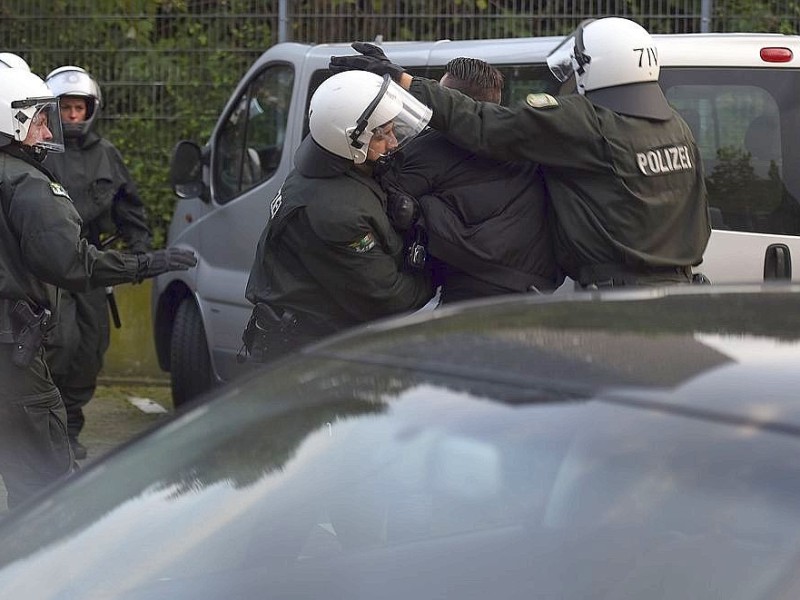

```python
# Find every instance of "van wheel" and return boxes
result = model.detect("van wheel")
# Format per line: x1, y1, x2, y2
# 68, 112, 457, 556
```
170, 298, 214, 408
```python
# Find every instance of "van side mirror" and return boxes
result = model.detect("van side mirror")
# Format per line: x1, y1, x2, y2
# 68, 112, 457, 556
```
170, 140, 205, 200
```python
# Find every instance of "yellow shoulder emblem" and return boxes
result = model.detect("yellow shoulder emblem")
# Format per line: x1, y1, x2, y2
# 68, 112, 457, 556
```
49, 182, 72, 200
526, 93, 559, 109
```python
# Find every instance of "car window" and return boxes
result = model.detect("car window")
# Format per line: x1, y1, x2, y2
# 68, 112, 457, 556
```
212, 63, 294, 205
302, 69, 330, 139
663, 68, 800, 236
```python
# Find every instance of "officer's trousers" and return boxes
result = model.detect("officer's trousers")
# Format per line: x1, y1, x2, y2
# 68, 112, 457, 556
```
47, 287, 109, 439
0, 344, 74, 510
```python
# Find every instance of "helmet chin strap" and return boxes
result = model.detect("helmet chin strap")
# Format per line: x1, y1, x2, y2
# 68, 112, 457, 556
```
18, 143, 47, 162
349, 74, 391, 151
371, 152, 394, 167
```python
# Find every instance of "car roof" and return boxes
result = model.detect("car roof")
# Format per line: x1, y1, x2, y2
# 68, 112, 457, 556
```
259, 32, 800, 71
290, 284, 800, 434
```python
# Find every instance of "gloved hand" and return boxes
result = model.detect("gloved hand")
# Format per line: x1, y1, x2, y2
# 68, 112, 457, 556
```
329, 42, 406, 82
135, 247, 197, 282
386, 188, 421, 232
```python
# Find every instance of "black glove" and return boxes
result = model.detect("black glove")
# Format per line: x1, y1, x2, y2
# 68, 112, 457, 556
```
329, 42, 406, 81
386, 188, 420, 232
135, 248, 197, 282
404, 226, 428, 271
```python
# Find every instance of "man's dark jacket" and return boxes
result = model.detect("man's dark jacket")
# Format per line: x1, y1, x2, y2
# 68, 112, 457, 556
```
385, 128, 562, 300
44, 131, 151, 384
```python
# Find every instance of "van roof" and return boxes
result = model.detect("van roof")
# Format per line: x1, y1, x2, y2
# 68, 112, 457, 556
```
260, 33, 800, 71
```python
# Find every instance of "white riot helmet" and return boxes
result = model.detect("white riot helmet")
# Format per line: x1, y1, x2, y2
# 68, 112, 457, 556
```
0, 52, 31, 71
547, 17, 672, 120
45, 65, 102, 137
308, 71, 431, 164
0, 68, 64, 156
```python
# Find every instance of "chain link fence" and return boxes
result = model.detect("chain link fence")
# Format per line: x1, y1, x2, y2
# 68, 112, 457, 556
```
1, 0, 798, 243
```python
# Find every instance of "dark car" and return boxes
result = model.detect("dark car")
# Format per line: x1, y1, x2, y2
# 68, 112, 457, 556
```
3, 286, 800, 599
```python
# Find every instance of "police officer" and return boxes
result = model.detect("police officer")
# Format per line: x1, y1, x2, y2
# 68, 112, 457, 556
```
43, 66, 152, 459
242, 71, 433, 362
0, 68, 196, 509
382, 57, 562, 302
330, 17, 711, 288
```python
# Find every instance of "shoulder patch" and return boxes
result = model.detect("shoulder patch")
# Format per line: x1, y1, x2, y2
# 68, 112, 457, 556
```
49, 182, 72, 200
348, 232, 376, 253
526, 93, 559, 109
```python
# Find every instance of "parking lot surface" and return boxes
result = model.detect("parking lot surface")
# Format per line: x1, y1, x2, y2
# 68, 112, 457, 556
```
0, 382, 172, 515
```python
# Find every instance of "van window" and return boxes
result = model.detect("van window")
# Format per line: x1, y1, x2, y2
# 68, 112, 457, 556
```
301, 65, 558, 139
410, 65, 558, 107
662, 68, 800, 236
212, 64, 294, 205
499, 65, 560, 105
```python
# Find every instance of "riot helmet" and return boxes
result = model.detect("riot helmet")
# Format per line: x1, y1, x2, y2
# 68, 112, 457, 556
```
45, 65, 102, 137
0, 52, 31, 71
308, 71, 431, 164
0, 68, 64, 158
546, 17, 672, 120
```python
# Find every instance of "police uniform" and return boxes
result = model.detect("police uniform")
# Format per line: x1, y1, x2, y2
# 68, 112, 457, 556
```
407, 78, 711, 287
0, 144, 144, 508
44, 131, 151, 443
384, 128, 562, 302
245, 136, 433, 350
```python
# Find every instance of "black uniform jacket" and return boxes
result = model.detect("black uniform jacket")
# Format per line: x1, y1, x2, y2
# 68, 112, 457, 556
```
44, 132, 152, 376
409, 78, 711, 281
0, 145, 140, 322
45, 132, 151, 252
386, 128, 562, 293
245, 137, 433, 334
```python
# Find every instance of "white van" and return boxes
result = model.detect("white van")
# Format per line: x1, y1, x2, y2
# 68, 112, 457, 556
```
154, 34, 800, 404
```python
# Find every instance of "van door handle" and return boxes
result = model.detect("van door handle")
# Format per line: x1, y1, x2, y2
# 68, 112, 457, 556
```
764, 243, 792, 280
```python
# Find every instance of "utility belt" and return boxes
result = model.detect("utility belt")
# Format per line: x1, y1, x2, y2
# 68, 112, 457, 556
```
238, 303, 324, 364
0, 298, 53, 368
578, 263, 703, 289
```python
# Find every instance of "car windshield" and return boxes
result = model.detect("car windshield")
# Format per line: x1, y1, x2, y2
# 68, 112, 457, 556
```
3, 291, 800, 599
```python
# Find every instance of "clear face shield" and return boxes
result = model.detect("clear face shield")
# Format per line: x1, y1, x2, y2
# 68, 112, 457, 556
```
11, 97, 65, 153
348, 75, 432, 164
546, 20, 595, 86
547, 35, 578, 83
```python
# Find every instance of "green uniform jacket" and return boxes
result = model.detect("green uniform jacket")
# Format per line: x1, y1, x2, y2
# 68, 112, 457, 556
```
409, 78, 711, 281
245, 137, 432, 334
0, 145, 140, 325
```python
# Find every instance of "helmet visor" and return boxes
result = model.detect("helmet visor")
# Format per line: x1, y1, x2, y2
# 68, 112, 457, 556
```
11, 97, 65, 152
547, 20, 595, 84
547, 34, 578, 83
346, 75, 432, 162
375, 80, 431, 157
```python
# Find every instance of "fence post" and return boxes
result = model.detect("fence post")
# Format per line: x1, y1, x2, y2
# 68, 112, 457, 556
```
279, 0, 288, 42
701, 0, 712, 32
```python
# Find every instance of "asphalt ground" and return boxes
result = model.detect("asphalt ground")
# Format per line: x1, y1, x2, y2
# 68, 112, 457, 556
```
0, 382, 173, 516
